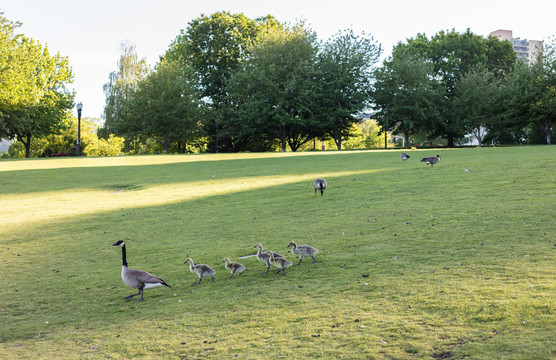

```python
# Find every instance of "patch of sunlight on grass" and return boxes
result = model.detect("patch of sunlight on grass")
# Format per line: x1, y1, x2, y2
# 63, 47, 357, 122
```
1, 169, 383, 228
0, 150, 388, 172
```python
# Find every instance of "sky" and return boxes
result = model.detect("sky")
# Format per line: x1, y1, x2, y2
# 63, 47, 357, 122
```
1, 0, 555, 120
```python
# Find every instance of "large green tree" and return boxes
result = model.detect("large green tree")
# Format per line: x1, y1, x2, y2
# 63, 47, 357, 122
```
399, 29, 516, 146
120, 59, 203, 154
372, 48, 441, 148
165, 11, 282, 152
225, 25, 320, 152
101, 42, 149, 145
0, 13, 74, 158
317, 29, 381, 150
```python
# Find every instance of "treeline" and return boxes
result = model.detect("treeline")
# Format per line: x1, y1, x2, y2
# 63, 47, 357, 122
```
103, 12, 555, 153
2, 11, 555, 159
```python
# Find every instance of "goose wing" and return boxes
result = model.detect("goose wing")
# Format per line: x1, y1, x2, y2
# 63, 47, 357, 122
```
127, 268, 170, 287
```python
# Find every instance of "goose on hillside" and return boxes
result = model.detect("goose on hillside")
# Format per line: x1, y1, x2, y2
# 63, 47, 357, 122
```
420, 155, 441, 167
112, 240, 171, 301
254, 243, 285, 275
287, 241, 318, 265
401, 152, 410, 162
314, 178, 327, 197
223, 258, 246, 279
184, 258, 216, 285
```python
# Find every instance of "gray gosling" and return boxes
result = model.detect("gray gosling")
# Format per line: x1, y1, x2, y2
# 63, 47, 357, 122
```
287, 241, 318, 265
314, 178, 327, 197
268, 250, 293, 276
421, 155, 441, 166
254, 243, 285, 275
112, 240, 171, 301
184, 258, 216, 285
223, 258, 246, 279
401, 152, 410, 162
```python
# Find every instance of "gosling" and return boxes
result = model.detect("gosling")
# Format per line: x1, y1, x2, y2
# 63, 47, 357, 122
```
420, 155, 441, 166
184, 258, 216, 285
401, 152, 410, 162
287, 241, 318, 265
254, 243, 285, 275
268, 250, 293, 276
314, 178, 327, 197
223, 258, 246, 279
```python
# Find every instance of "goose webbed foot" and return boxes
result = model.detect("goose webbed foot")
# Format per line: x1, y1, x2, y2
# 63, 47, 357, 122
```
311, 257, 317, 264
211, 276, 215, 282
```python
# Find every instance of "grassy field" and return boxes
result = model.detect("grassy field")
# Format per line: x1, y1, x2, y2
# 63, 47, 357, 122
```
1, 147, 555, 359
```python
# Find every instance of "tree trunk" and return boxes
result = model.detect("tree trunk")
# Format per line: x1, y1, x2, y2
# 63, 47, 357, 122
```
404, 129, 410, 149
280, 125, 286, 152
163, 133, 168, 154
20, 133, 32, 158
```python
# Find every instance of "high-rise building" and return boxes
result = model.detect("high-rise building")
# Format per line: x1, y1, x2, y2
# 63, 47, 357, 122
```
490, 29, 543, 63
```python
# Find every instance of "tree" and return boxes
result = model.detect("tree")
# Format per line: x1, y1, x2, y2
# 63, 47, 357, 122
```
372, 48, 441, 148
317, 29, 382, 150
166, 12, 282, 152
454, 66, 500, 147
101, 42, 149, 147
225, 25, 320, 152
0, 13, 74, 157
121, 59, 203, 154
502, 40, 556, 146
400, 29, 516, 146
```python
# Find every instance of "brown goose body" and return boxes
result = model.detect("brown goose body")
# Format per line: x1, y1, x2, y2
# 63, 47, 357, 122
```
268, 250, 292, 276
421, 155, 441, 166
288, 241, 318, 265
112, 240, 170, 301
185, 258, 216, 285
223, 258, 246, 279
254, 243, 284, 275
314, 178, 327, 197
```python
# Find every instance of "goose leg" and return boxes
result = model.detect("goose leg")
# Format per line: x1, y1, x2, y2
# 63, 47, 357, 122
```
194, 277, 202, 285
294, 257, 303, 266
280, 268, 286, 276
123, 291, 142, 300
262, 264, 270, 275
211, 276, 215, 282
311, 256, 317, 264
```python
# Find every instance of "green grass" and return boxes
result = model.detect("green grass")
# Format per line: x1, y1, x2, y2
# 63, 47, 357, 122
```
1, 147, 555, 359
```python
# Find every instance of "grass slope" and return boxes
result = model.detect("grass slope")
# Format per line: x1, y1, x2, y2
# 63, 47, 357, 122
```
1, 147, 555, 359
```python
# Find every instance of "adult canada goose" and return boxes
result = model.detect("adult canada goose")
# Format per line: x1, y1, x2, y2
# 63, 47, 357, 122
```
254, 243, 284, 275
223, 258, 246, 279
287, 241, 318, 265
268, 250, 293, 276
401, 152, 410, 162
421, 155, 441, 166
112, 240, 170, 301
184, 258, 216, 285
314, 178, 327, 197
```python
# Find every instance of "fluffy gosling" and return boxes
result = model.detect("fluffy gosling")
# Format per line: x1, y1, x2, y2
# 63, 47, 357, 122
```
223, 258, 245, 279
287, 241, 318, 265
268, 250, 293, 276
254, 243, 285, 275
184, 258, 216, 285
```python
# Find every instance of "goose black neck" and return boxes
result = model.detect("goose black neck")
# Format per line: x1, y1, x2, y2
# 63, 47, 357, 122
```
121, 245, 128, 267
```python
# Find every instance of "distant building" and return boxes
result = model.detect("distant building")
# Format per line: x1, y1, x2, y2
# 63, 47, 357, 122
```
490, 29, 543, 63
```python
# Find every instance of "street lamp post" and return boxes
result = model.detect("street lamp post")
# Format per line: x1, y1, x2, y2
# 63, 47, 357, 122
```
76, 102, 83, 157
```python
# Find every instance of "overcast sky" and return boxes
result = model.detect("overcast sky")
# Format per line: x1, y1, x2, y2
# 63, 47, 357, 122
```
2, 0, 554, 119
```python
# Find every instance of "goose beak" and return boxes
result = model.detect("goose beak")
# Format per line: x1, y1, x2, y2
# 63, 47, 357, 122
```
112, 242, 118, 246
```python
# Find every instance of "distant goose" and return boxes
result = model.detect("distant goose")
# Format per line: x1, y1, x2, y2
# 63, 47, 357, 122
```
314, 178, 327, 197
184, 258, 216, 285
401, 152, 410, 162
112, 240, 170, 301
288, 241, 318, 265
223, 258, 245, 279
268, 250, 293, 276
421, 155, 441, 166
254, 243, 285, 275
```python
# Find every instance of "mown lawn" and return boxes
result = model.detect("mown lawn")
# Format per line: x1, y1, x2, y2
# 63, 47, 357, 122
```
1, 147, 555, 359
